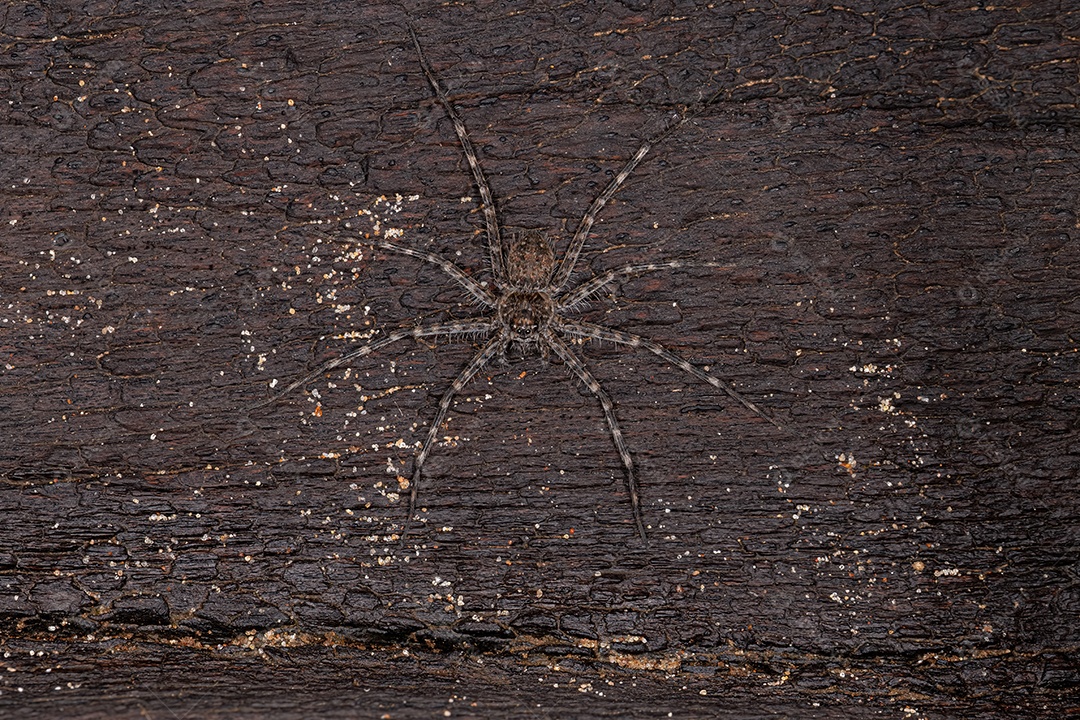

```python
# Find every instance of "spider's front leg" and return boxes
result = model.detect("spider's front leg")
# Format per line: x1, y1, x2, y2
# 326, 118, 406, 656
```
542, 329, 648, 544
402, 332, 508, 542
254, 320, 493, 409
556, 319, 784, 431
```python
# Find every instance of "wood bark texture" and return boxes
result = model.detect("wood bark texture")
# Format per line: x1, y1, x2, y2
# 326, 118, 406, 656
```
0, 1, 1077, 717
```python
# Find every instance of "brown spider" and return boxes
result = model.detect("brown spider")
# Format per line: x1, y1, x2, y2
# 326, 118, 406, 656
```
262, 28, 783, 543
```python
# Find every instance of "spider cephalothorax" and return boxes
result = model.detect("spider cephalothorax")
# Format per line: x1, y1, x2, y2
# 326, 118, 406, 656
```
497, 289, 555, 340
261, 26, 786, 543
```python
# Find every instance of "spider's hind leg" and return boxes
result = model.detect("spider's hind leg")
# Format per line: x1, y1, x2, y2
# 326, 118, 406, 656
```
367, 239, 495, 307
408, 24, 507, 287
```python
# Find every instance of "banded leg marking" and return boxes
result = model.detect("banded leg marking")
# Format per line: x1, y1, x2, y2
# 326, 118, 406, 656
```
403, 332, 507, 540
557, 260, 733, 310
409, 26, 506, 285
370, 239, 496, 306
544, 329, 648, 543
556, 319, 784, 430
257, 320, 493, 408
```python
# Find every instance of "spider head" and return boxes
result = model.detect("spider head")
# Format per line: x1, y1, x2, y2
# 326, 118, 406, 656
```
496, 290, 555, 342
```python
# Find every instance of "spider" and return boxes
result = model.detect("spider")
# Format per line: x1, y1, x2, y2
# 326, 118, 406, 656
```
262, 27, 784, 543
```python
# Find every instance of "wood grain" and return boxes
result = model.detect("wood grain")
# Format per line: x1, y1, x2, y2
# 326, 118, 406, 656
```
1, 1, 1077, 717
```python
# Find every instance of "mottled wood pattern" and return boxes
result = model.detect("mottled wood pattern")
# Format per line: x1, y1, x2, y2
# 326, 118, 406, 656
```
1, 1, 1077, 717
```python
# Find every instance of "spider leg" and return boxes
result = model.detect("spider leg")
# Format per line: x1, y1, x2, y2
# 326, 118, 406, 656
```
551, 87, 736, 292
255, 320, 492, 409
402, 331, 507, 542
552, 105, 712, 291
543, 329, 648, 544
557, 260, 733, 311
408, 25, 506, 286
368, 239, 496, 307
550, 138, 656, 292
555, 319, 784, 431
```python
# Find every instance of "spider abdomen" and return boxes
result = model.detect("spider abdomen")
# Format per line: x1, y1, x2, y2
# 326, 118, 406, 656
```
504, 228, 556, 290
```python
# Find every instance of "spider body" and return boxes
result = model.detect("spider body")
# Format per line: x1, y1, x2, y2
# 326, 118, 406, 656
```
497, 233, 557, 347
497, 289, 555, 341
505, 229, 557, 291
263, 27, 787, 544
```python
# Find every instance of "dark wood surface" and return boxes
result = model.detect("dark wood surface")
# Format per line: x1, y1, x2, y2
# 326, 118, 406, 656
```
1, 1, 1077, 717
